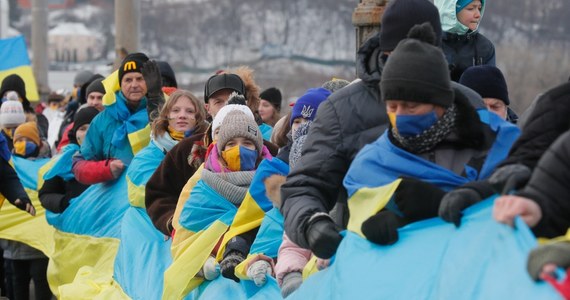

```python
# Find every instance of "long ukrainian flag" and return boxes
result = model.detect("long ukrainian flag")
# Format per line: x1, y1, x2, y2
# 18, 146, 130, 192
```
0, 35, 40, 101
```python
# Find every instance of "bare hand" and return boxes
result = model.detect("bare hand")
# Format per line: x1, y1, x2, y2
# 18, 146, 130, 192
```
110, 159, 125, 179
493, 195, 542, 227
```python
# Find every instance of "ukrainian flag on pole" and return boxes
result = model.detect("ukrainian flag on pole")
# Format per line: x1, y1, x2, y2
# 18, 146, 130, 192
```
0, 35, 40, 101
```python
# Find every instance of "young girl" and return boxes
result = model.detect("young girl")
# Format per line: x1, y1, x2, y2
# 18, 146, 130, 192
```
435, 0, 495, 81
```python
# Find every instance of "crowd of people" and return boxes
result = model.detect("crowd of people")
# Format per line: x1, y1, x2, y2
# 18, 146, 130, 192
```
1, 0, 569, 298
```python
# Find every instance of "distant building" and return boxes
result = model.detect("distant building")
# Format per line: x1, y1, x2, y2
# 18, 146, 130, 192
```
48, 22, 103, 63
18, 0, 75, 9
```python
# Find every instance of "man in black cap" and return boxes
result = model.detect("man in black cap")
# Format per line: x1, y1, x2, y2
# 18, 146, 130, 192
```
203, 73, 246, 119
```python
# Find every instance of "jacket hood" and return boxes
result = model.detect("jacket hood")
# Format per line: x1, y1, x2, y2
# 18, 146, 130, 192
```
356, 33, 382, 85
434, 0, 485, 35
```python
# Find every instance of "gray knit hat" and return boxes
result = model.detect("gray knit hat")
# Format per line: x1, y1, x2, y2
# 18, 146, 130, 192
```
217, 110, 263, 155
321, 79, 350, 93
380, 23, 454, 108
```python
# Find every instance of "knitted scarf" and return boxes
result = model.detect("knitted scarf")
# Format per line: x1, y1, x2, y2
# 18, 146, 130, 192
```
391, 104, 457, 154
201, 168, 254, 206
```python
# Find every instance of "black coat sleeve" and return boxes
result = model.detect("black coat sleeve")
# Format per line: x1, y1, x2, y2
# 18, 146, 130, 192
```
38, 176, 68, 213
280, 99, 349, 249
0, 158, 28, 203
517, 130, 570, 238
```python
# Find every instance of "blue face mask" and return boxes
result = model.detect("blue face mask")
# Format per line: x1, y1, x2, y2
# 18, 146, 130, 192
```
393, 111, 438, 137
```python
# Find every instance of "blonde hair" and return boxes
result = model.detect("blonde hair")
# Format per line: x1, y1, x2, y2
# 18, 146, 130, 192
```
152, 90, 207, 137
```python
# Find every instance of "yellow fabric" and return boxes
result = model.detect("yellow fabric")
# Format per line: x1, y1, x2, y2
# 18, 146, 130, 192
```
126, 175, 145, 208
537, 229, 570, 245
215, 191, 266, 261
168, 126, 184, 141
0, 65, 40, 101
13, 140, 27, 156
346, 179, 402, 238
163, 220, 229, 299
102, 70, 120, 106
172, 164, 204, 233
302, 256, 319, 280
388, 112, 397, 129
128, 124, 151, 155
47, 230, 122, 299
0, 188, 54, 256
58, 265, 130, 300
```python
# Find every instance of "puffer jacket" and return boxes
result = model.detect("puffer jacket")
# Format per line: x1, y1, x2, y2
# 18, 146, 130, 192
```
280, 33, 388, 249
500, 81, 570, 170
517, 130, 570, 238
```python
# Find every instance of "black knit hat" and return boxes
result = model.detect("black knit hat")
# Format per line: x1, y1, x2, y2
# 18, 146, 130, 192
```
381, 23, 454, 108
379, 0, 442, 52
69, 106, 100, 144
157, 61, 178, 88
78, 74, 104, 105
118, 52, 149, 85
0, 74, 30, 110
203, 73, 246, 103
459, 66, 510, 105
259, 87, 282, 110
86, 78, 106, 98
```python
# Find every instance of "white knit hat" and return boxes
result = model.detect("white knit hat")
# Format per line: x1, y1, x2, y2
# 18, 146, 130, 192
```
0, 100, 26, 128
211, 104, 254, 140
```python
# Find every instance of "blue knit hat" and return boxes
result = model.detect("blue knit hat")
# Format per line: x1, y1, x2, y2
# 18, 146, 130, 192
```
290, 88, 331, 126
456, 0, 483, 13
459, 65, 510, 105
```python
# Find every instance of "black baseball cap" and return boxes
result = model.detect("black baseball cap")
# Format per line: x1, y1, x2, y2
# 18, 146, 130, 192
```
203, 73, 246, 103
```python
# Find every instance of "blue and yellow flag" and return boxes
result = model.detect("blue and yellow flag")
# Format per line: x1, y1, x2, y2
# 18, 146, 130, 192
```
0, 35, 40, 101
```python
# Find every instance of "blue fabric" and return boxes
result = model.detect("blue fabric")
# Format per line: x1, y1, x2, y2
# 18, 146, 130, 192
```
80, 91, 148, 165
290, 88, 331, 126
179, 180, 238, 232
43, 144, 80, 182
113, 207, 172, 300
259, 123, 272, 141
249, 207, 284, 258
109, 91, 148, 149
126, 140, 165, 188
249, 158, 289, 213
45, 174, 130, 238
0, 133, 11, 162
395, 111, 438, 137
11, 156, 50, 190
0, 36, 30, 69
13, 141, 37, 158
343, 109, 520, 197
184, 274, 281, 300
290, 198, 559, 300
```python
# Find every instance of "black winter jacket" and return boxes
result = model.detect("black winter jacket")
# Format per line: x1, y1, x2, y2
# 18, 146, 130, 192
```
443, 32, 495, 82
280, 34, 388, 249
517, 130, 570, 238
38, 176, 89, 213
500, 82, 570, 170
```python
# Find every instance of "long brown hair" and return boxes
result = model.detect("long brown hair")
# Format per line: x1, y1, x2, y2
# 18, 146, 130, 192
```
152, 90, 207, 137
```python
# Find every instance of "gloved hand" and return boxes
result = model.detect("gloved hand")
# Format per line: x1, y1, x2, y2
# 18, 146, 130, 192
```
488, 164, 532, 195
280, 271, 303, 298
438, 188, 481, 227
220, 251, 245, 282
13, 197, 36, 216
361, 210, 407, 245
141, 60, 163, 97
394, 177, 445, 221
246, 260, 272, 287
199, 256, 220, 281
109, 159, 125, 179
527, 242, 570, 281
305, 213, 343, 259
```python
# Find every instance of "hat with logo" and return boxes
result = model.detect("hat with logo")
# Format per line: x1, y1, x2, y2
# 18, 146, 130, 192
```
217, 110, 263, 155
118, 52, 150, 85
290, 88, 331, 126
